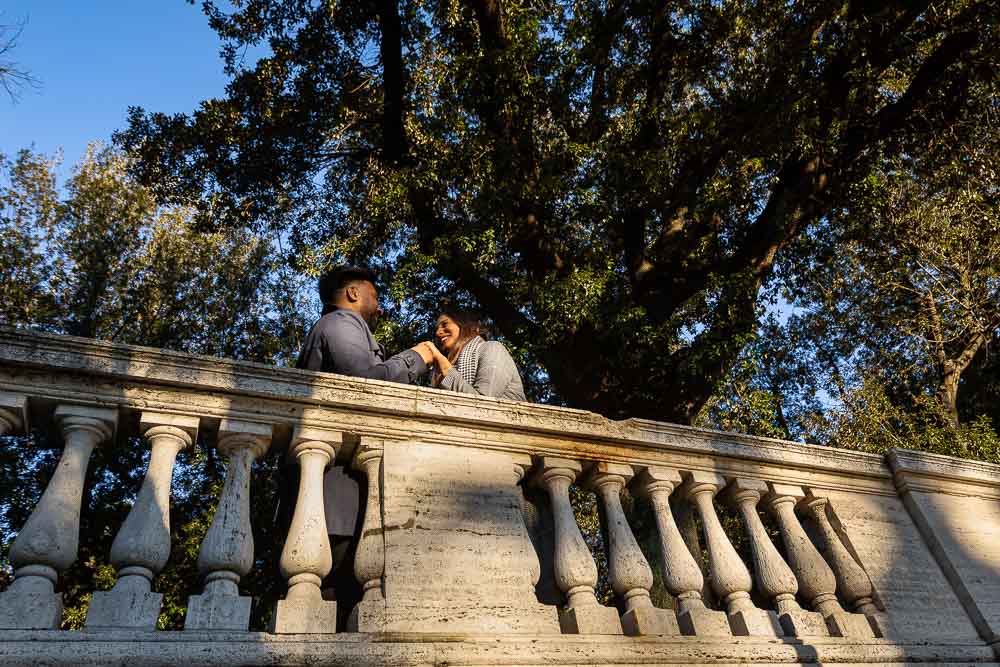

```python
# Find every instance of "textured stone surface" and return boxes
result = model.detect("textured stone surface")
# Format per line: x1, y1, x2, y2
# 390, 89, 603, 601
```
587, 463, 670, 636
729, 608, 782, 637
677, 606, 732, 636
826, 610, 878, 638
270, 598, 337, 634
185, 420, 271, 632
0, 404, 116, 630
86, 589, 162, 630
0, 391, 26, 434
2, 328, 999, 660
379, 441, 560, 633
274, 428, 339, 635
621, 605, 679, 636
818, 487, 982, 643
889, 449, 1000, 646
779, 609, 830, 637
0, 327, 890, 478
85, 413, 196, 631
0, 591, 62, 630
558, 603, 626, 634
184, 592, 252, 631
0, 629, 996, 666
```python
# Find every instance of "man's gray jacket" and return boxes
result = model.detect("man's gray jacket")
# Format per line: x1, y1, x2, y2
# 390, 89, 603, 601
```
295, 306, 427, 383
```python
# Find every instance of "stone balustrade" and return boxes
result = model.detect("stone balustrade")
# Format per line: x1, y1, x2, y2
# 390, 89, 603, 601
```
0, 327, 999, 666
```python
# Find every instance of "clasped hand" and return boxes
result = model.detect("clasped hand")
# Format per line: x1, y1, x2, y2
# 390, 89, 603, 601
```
410, 341, 452, 374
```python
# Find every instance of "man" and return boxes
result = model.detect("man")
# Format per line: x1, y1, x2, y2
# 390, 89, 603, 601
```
291, 266, 436, 627
296, 265, 435, 378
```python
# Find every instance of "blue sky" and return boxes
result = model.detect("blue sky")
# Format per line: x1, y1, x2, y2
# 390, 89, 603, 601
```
1, 2, 233, 178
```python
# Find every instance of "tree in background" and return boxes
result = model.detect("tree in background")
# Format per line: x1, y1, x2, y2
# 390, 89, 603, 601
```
0, 144, 310, 360
700, 86, 1000, 461
118, 0, 1000, 423
0, 144, 309, 629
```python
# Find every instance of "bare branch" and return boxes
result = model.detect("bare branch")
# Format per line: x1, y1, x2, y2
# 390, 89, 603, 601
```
0, 16, 40, 103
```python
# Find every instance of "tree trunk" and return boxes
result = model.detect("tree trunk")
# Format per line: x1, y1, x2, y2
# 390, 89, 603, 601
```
938, 362, 961, 430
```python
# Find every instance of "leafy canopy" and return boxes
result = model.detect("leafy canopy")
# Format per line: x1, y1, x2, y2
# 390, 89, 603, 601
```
698, 87, 1000, 461
0, 145, 305, 629
118, 0, 1000, 422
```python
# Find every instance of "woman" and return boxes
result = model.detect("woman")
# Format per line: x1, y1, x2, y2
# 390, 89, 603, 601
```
429, 308, 527, 401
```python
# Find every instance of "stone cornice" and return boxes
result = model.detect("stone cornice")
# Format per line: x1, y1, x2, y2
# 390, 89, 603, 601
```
0, 327, 889, 486
887, 448, 1000, 498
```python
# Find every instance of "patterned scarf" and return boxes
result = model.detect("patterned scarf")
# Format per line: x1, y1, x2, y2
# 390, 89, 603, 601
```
454, 335, 485, 384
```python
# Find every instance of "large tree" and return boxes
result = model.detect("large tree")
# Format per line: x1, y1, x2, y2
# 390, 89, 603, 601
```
698, 87, 1000, 460
118, 0, 999, 422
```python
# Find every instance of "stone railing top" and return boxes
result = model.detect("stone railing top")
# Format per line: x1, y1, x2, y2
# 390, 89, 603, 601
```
0, 327, 889, 485
887, 447, 1000, 495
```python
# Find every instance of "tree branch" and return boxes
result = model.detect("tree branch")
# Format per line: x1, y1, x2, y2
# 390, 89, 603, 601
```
376, 0, 407, 164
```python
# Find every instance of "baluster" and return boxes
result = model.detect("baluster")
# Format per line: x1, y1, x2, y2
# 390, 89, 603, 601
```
0, 404, 117, 629
674, 494, 717, 608
802, 492, 888, 637
0, 393, 26, 435
512, 454, 542, 590
681, 471, 780, 636
726, 479, 828, 637
185, 419, 272, 630
587, 463, 678, 635
764, 484, 874, 638
533, 457, 622, 634
271, 427, 341, 633
518, 461, 563, 606
86, 412, 198, 629
348, 439, 385, 632
633, 467, 731, 636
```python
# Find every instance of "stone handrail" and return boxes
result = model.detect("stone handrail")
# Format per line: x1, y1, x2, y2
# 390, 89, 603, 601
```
0, 327, 998, 666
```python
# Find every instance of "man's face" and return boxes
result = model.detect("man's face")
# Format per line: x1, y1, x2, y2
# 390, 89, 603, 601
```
358, 281, 382, 327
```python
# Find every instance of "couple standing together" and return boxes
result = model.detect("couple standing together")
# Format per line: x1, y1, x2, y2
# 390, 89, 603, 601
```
289, 266, 527, 616
295, 265, 526, 401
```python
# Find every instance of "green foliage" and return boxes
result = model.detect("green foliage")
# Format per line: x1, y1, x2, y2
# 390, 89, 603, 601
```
700, 82, 1000, 461
819, 376, 1000, 462
117, 0, 1000, 423
0, 145, 308, 629
0, 144, 312, 361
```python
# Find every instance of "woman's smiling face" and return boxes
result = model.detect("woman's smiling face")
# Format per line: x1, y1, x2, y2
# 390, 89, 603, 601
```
435, 315, 462, 353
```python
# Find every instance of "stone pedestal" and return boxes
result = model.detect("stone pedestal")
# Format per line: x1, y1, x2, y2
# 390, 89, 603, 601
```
677, 606, 732, 636
185, 588, 252, 631
779, 609, 829, 637
348, 597, 386, 632
272, 598, 337, 634
865, 611, 892, 638
559, 603, 623, 634
375, 441, 560, 633
0, 587, 62, 630
729, 607, 782, 636
86, 587, 161, 630
621, 605, 680, 636
826, 609, 877, 638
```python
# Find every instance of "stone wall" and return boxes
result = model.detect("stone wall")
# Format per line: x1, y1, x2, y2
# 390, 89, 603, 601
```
0, 327, 998, 665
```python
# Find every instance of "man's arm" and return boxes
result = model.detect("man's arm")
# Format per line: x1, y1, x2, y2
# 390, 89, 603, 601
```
327, 315, 429, 384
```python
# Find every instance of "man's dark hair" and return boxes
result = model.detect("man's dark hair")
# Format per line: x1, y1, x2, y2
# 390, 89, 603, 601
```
318, 266, 378, 304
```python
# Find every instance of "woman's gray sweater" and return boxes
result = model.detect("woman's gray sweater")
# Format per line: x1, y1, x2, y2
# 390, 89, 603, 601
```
439, 340, 527, 401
